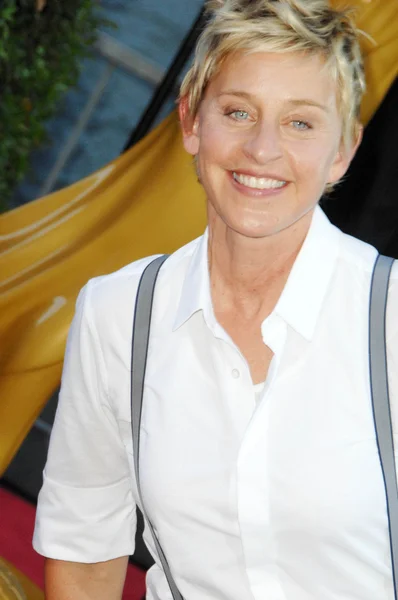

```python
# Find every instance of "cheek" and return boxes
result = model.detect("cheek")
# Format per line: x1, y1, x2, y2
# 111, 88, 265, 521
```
199, 117, 242, 162
288, 139, 336, 182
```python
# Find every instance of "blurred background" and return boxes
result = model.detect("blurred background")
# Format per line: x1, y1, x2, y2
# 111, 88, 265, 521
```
6, 0, 203, 209
1, 2, 204, 598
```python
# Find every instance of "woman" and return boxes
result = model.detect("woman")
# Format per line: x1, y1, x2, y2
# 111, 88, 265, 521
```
33, 1, 398, 599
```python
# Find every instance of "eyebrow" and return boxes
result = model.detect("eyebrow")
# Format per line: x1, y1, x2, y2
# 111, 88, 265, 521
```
218, 90, 330, 113
287, 99, 330, 113
218, 90, 253, 101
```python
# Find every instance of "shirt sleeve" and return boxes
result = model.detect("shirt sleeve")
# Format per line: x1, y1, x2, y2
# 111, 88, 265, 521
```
33, 281, 136, 562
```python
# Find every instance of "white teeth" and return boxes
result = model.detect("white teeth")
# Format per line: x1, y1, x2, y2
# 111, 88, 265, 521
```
233, 172, 286, 189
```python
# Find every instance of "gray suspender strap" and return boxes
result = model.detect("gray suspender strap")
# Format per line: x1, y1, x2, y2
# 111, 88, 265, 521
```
369, 253, 397, 598
131, 255, 184, 600
130, 252, 396, 599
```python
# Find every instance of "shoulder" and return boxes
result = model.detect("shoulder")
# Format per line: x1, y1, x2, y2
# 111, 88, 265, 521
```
337, 229, 378, 275
336, 227, 398, 312
337, 229, 398, 286
81, 235, 202, 332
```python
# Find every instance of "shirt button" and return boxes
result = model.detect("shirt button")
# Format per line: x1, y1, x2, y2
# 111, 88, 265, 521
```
231, 368, 240, 379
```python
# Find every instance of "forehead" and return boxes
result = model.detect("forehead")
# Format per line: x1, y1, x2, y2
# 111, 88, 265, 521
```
204, 51, 338, 111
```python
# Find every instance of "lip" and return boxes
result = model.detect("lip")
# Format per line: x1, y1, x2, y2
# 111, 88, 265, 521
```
228, 170, 289, 197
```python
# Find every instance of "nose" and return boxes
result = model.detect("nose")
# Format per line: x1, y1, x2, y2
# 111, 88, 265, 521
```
242, 120, 283, 165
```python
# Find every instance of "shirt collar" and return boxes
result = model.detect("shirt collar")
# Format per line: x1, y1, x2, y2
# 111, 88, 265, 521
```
273, 205, 340, 341
173, 206, 340, 340
173, 229, 215, 332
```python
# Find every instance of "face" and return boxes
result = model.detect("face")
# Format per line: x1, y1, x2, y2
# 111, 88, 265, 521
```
180, 51, 359, 240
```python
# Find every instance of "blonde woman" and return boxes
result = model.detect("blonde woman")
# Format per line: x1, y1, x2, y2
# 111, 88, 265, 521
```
34, 1, 398, 599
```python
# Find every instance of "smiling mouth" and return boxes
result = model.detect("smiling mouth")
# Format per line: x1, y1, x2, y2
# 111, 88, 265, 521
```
232, 171, 287, 190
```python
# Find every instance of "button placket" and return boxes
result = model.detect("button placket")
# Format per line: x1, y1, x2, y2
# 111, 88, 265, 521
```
260, 315, 287, 399
236, 314, 288, 600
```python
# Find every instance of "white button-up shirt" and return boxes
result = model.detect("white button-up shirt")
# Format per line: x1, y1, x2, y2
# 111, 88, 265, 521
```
34, 206, 398, 600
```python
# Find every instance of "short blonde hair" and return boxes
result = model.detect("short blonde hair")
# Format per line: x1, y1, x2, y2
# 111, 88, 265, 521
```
180, 0, 366, 150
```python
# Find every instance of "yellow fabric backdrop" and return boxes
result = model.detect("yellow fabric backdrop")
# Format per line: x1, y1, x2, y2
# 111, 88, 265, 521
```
0, 558, 44, 600
0, 114, 206, 475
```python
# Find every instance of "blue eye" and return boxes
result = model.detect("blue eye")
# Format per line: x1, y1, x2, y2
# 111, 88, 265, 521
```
230, 110, 249, 120
292, 120, 310, 130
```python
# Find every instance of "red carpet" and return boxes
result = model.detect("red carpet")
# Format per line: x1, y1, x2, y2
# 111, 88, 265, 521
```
0, 486, 146, 598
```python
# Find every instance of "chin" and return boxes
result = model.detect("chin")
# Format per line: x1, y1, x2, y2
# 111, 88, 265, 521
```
227, 216, 280, 239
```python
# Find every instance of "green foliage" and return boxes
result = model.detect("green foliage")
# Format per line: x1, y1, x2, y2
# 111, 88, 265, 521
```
0, 0, 110, 211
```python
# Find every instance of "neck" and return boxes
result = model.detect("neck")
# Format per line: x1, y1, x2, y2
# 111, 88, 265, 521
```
208, 207, 314, 320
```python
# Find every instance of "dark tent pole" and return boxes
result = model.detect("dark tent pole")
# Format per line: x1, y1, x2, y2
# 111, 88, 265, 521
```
123, 6, 206, 152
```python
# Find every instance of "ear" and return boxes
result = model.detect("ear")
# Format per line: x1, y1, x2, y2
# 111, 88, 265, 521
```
327, 123, 363, 184
178, 96, 200, 156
